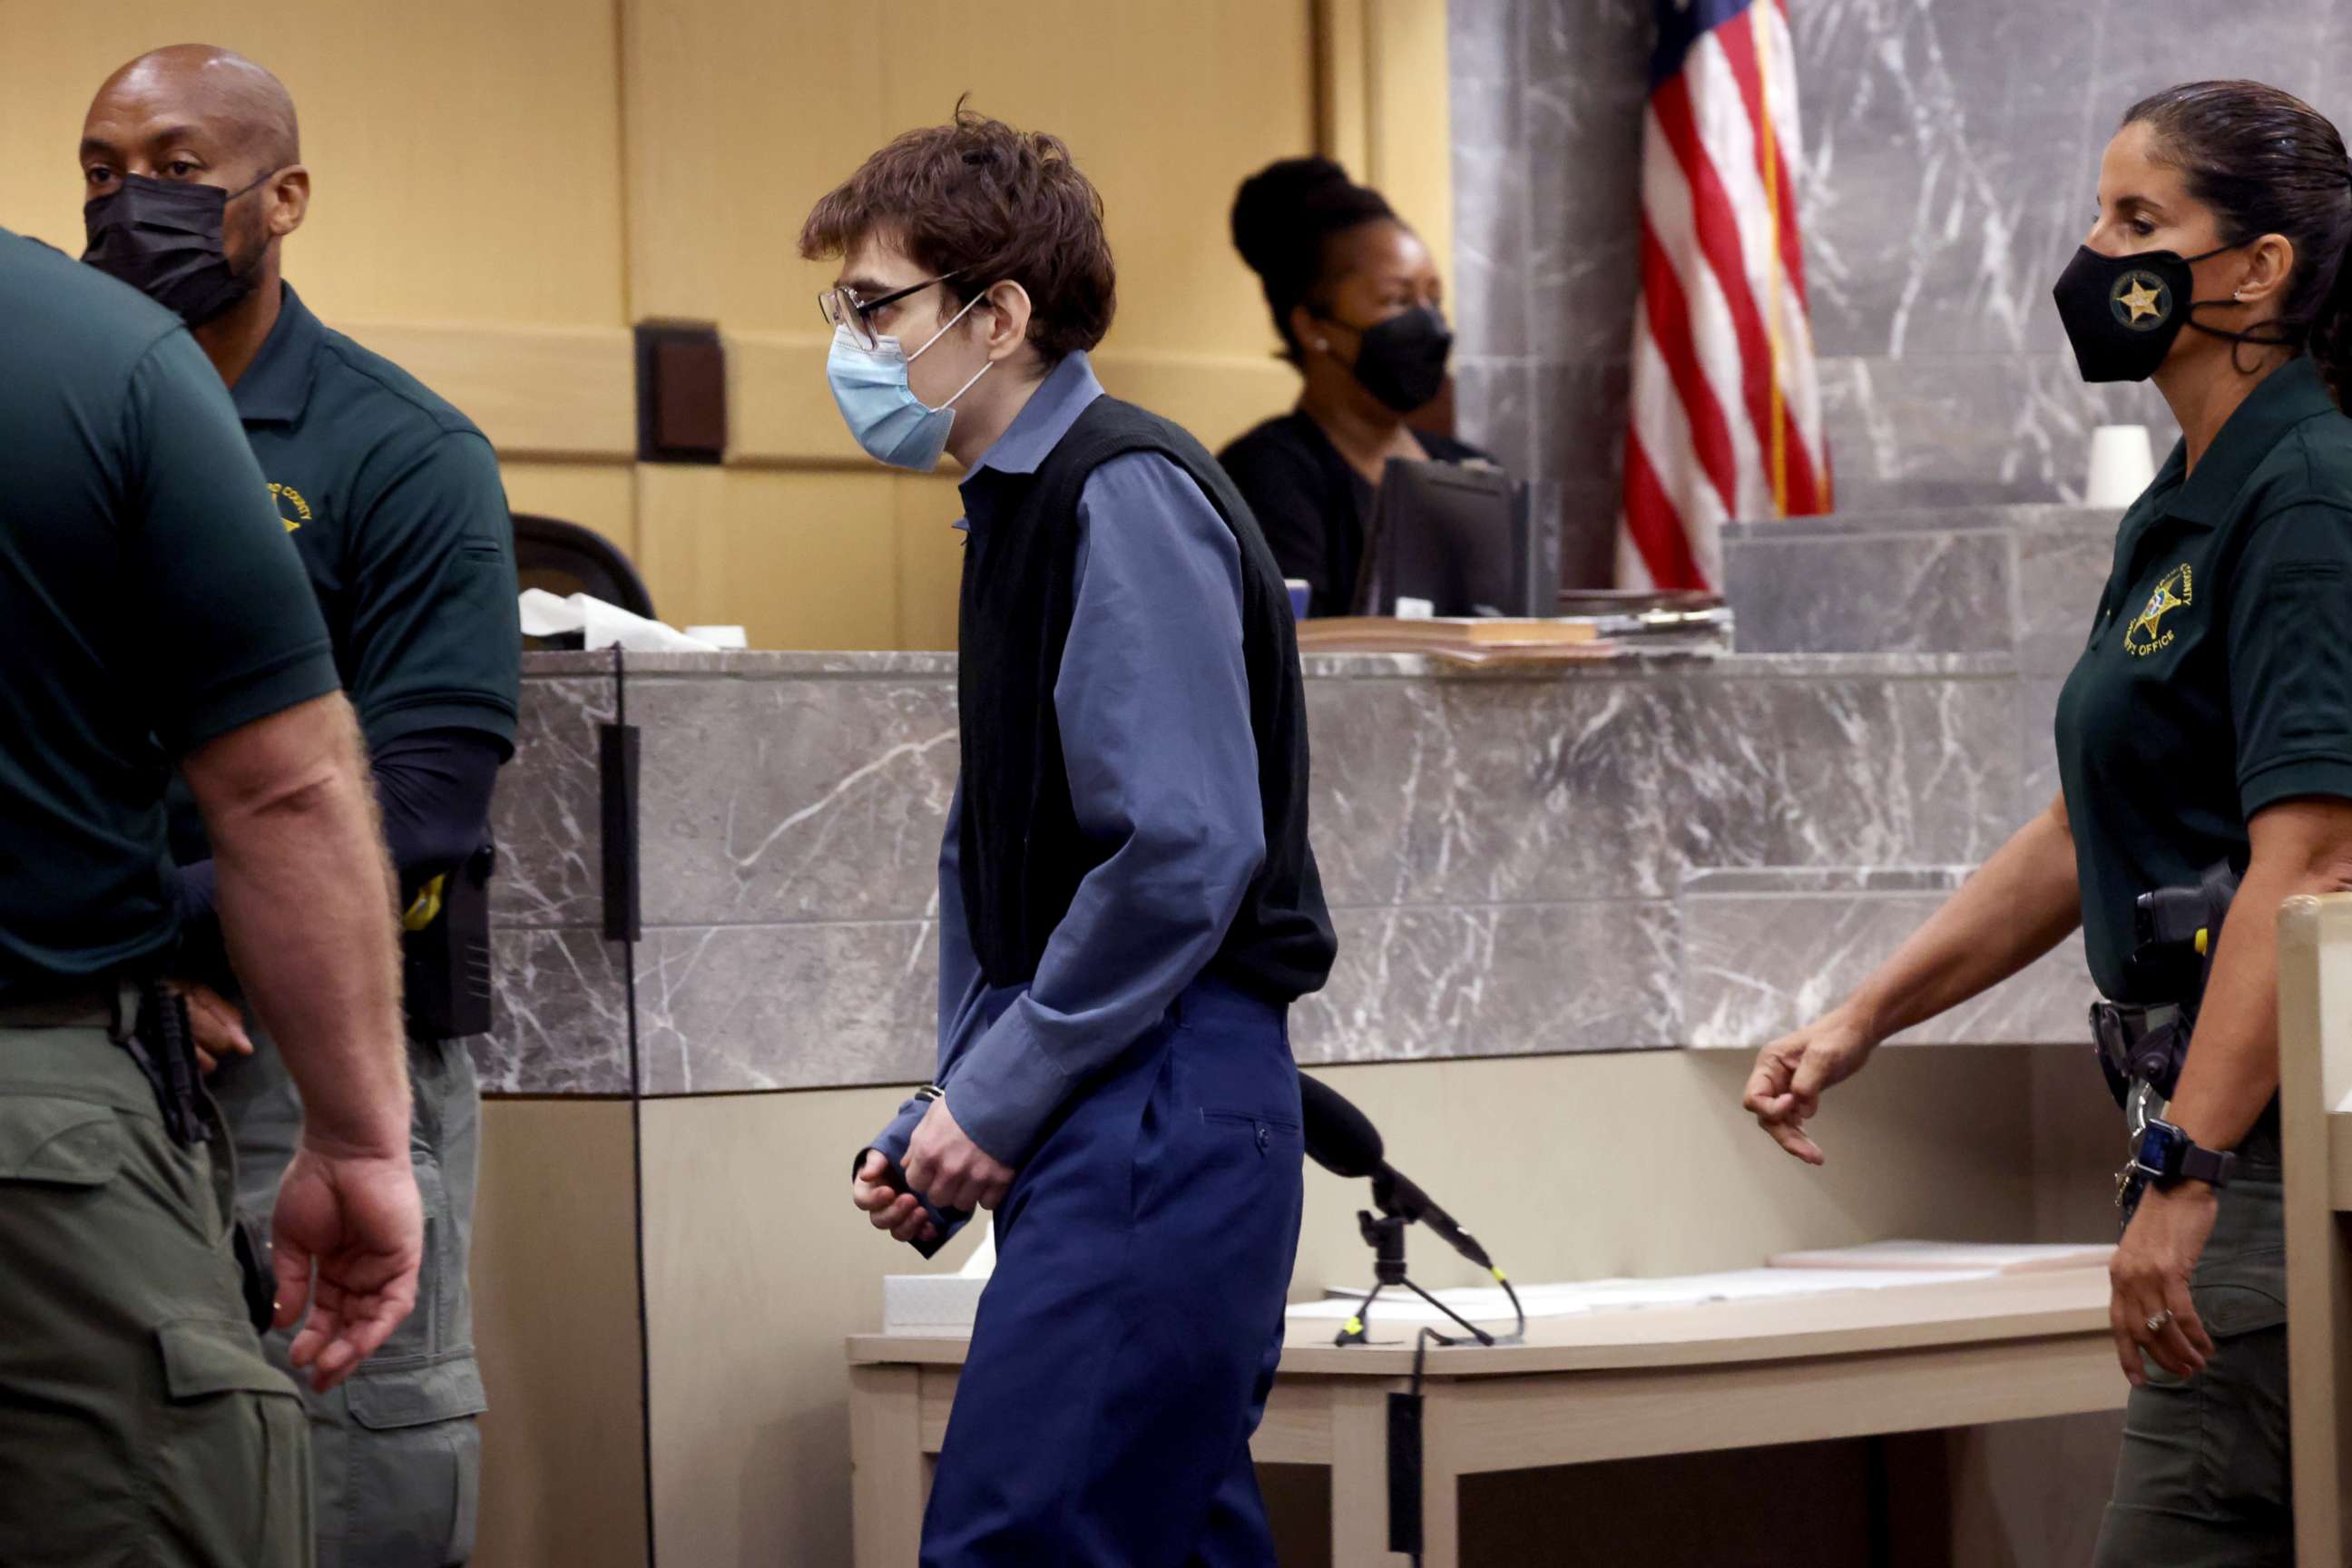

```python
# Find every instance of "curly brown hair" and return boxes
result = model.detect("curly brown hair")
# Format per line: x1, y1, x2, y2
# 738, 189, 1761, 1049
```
799, 105, 1117, 364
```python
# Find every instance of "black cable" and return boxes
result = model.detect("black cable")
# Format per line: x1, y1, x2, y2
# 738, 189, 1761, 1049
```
1406, 1327, 1446, 1568
1494, 1267, 1527, 1345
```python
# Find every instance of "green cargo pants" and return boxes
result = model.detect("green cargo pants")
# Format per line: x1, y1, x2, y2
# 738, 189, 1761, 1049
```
2092, 1125, 2291, 1565
213, 1024, 485, 1568
0, 1003, 311, 1568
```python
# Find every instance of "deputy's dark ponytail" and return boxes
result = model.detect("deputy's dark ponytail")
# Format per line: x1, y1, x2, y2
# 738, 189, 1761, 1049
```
2308, 211, 2352, 405
2125, 81, 2352, 406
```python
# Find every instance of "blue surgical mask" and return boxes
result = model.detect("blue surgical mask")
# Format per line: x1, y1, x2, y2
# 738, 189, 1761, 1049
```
825, 294, 993, 470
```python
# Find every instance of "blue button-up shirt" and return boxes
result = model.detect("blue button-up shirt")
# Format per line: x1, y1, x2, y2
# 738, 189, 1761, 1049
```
867, 351, 1267, 1240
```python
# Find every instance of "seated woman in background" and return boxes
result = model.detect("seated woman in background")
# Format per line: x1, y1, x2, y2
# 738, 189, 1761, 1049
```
1220, 156, 1493, 617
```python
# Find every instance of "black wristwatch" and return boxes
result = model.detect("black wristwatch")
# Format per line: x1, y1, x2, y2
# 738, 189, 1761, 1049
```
2131, 1117, 2236, 1191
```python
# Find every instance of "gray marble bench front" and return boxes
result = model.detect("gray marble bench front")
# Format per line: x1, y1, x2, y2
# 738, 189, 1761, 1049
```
475, 646, 2089, 1096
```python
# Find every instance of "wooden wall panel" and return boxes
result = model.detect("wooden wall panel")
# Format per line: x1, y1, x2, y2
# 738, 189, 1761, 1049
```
502, 460, 640, 556
0, 0, 628, 328
340, 321, 635, 459
0, 0, 1446, 650
470, 1099, 650, 1568
633, 465, 904, 649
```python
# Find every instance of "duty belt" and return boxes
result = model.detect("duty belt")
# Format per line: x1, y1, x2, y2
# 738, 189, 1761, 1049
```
2090, 999, 2189, 1108
0, 984, 118, 1029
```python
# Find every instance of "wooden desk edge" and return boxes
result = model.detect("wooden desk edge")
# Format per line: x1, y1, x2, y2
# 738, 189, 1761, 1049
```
848, 1272, 2115, 1377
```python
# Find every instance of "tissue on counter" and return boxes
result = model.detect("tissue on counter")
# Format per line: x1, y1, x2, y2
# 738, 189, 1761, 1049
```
882, 1220, 996, 1337
518, 588, 721, 652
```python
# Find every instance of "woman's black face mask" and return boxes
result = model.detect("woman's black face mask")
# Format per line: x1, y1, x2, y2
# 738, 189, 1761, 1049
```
1323, 305, 1454, 413
83, 169, 276, 327
2051, 240, 2270, 383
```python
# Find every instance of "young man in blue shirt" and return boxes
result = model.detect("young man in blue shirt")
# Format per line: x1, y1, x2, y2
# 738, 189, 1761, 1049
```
808, 112, 1337, 1565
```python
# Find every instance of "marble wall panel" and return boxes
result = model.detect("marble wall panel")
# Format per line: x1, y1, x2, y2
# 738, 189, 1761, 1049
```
1818, 352, 2173, 513
1450, 358, 1536, 482
474, 926, 632, 1095
1308, 671, 1686, 906
2018, 674, 2070, 818
1290, 899, 1679, 1063
1529, 359, 1631, 589
1790, 0, 2107, 363
1312, 659, 2018, 908
1681, 870, 2092, 1049
1724, 530, 2013, 656
1720, 503, 2118, 664
1450, 0, 1532, 359
628, 671, 959, 927
2015, 524, 2116, 678
632, 921, 936, 1095
1301, 676, 1446, 908
494, 671, 618, 929
1673, 662, 2021, 872
1520, 0, 1649, 372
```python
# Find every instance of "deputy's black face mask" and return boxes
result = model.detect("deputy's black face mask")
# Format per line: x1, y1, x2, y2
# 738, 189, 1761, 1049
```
83, 171, 273, 327
2052, 241, 2247, 383
1331, 305, 1454, 413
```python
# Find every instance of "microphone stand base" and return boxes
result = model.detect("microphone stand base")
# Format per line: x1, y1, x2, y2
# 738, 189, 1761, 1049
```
1333, 1210, 1497, 1349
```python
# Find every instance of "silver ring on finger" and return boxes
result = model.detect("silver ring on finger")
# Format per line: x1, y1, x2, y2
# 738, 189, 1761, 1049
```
2144, 1308, 2173, 1337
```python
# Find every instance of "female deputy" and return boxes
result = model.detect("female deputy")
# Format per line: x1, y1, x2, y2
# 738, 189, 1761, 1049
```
1220, 157, 1491, 617
1745, 80, 2352, 1563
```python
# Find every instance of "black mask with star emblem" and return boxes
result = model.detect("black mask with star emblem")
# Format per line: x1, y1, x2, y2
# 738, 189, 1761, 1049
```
2053, 241, 2248, 382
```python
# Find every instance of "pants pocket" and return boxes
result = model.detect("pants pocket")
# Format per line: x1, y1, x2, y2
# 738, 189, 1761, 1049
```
341, 1355, 488, 1567
2194, 1317, 2291, 1525
151, 1318, 311, 1568
0, 1093, 123, 1185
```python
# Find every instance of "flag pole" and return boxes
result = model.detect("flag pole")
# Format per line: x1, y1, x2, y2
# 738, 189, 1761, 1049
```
1754, 0, 1790, 517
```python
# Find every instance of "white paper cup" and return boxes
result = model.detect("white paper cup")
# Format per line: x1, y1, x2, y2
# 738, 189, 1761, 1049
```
2085, 425, 2156, 508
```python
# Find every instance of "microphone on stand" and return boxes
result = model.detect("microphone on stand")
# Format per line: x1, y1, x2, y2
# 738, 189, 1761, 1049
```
1299, 1074, 1496, 1271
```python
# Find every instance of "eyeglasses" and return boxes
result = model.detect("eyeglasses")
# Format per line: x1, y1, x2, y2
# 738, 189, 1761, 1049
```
818, 270, 967, 350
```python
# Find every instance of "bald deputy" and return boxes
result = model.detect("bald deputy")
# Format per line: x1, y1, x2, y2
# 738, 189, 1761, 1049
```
0, 226, 422, 1566
80, 45, 520, 1568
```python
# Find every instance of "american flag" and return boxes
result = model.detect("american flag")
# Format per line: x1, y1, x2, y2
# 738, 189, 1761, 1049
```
1619, 0, 1831, 592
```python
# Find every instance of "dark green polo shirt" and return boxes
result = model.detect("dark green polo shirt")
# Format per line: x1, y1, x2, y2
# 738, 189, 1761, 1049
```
0, 228, 338, 996
230, 283, 520, 753
2056, 354, 2352, 1001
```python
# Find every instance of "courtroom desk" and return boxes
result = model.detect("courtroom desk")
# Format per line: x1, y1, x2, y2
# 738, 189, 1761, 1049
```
846, 1269, 2123, 1568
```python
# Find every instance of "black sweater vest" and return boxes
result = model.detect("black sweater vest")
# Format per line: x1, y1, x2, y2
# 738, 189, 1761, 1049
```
956, 395, 1337, 1004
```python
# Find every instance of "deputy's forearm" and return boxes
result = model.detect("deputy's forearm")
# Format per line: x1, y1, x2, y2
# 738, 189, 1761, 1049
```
183, 693, 409, 1159
2165, 859, 2301, 1153
1844, 796, 2083, 1042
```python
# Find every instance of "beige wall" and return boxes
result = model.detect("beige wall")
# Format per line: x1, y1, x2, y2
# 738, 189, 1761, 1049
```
0, 0, 1449, 651
471, 1100, 649, 1568
561, 1044, 2122, 1567
0, 0, 630, 326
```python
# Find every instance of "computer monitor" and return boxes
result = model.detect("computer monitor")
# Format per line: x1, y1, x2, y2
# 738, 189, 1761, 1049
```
1351, 458, 1540, 618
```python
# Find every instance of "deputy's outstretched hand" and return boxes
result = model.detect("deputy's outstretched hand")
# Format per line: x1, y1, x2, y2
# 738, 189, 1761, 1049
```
1742, 1008, 1877, 1165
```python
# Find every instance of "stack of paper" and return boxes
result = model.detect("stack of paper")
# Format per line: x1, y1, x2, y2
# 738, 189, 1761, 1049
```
1766, 1240, 2112, 1274
1294, 1265, 2002, 1328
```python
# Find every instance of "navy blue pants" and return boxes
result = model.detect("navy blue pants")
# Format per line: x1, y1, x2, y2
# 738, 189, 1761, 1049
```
921, 977, 1304, 1568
